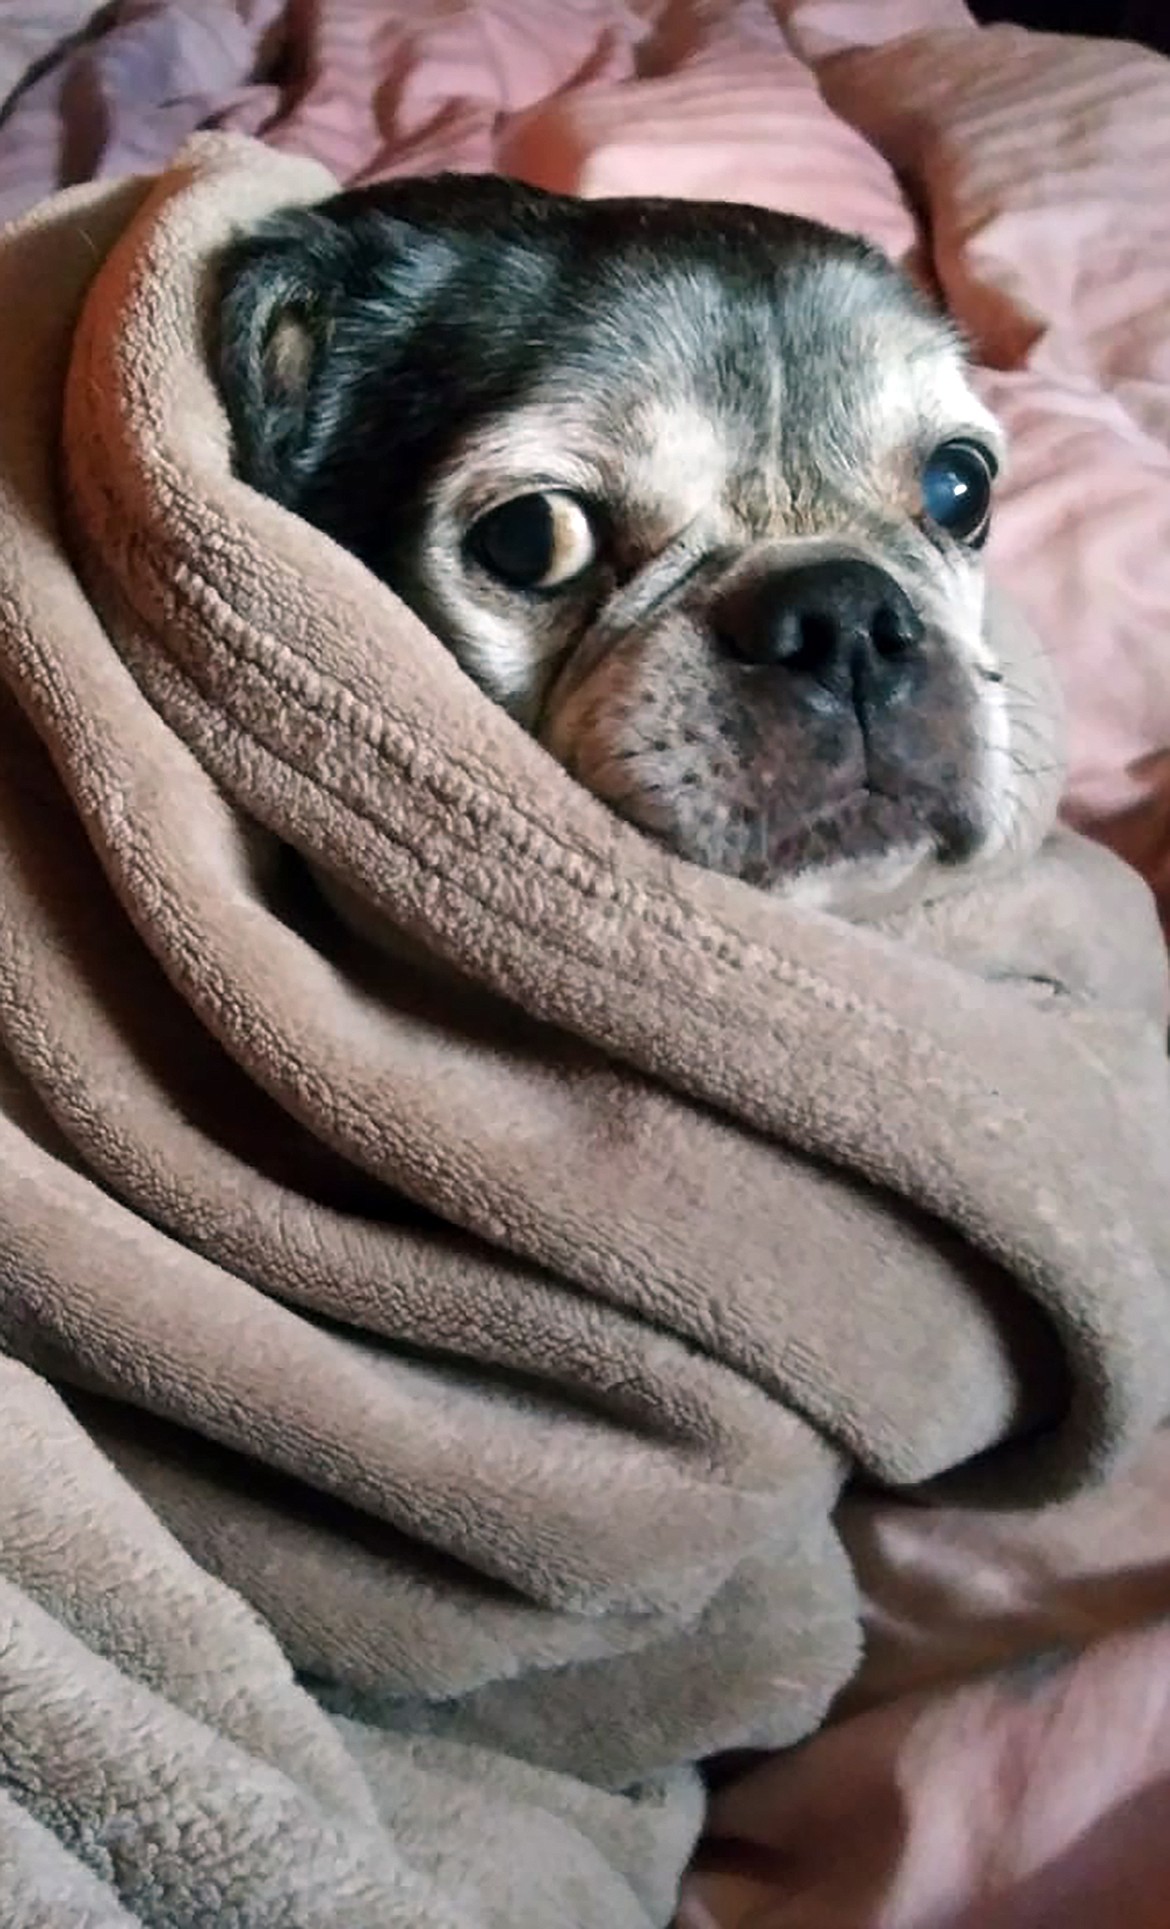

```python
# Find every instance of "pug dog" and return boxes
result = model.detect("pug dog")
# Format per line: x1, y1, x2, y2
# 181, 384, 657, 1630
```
214, 174, 1055, 913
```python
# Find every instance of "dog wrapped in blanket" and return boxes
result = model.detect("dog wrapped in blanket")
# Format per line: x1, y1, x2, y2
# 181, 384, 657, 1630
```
0, 135, 1169, 1929
215, 174, 1056, 914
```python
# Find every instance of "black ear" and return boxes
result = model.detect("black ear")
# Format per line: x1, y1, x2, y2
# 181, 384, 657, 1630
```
214, 206, 353, 503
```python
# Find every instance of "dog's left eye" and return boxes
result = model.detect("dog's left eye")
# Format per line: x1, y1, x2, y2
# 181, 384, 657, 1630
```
921, 440, 997, 545
466, 491, 597, 591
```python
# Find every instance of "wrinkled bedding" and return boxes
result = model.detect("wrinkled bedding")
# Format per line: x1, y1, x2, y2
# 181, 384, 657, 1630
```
683, 1434, 1170, 1926
2, 4, 1169, 1926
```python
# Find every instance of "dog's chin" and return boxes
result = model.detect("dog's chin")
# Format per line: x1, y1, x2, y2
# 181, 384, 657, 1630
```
552, 748, 979, 900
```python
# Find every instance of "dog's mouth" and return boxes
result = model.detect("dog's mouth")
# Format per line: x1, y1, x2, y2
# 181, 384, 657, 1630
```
583, 756, 979, 891
729, 781, 980, 889
543, 625, 989, 891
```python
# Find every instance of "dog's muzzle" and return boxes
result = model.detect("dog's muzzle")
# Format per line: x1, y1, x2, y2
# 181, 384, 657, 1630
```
710, 558, 925, 722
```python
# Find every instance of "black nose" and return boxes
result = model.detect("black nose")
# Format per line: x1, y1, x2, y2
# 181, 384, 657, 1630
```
715, 559, 924, 702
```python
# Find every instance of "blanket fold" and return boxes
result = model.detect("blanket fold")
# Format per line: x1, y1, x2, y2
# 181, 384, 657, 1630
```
1, 132, 1170, 1927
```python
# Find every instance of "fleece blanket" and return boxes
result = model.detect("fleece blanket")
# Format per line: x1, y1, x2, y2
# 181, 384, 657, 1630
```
2, 128, 1170, 1929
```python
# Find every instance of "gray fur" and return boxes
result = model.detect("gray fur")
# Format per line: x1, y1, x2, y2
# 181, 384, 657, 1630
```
215, 177, 1056, 912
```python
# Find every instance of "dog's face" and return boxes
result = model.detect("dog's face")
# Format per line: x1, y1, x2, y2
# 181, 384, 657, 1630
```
216, 176, 1052, 909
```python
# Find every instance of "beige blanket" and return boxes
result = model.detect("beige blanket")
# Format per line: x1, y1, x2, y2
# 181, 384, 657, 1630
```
2, 132, 1170, 1928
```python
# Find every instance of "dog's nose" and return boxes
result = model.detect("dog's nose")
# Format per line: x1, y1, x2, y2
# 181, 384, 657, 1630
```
715, 559, 924, 702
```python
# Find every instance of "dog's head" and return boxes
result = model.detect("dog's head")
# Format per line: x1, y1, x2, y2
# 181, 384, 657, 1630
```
215, 175, 1057, 910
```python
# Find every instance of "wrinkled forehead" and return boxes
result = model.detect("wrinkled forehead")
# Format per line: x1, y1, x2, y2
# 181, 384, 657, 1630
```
446, 248, 999, 524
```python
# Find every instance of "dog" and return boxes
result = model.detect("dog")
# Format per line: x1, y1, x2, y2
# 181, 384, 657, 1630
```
214, 174, 1054, 914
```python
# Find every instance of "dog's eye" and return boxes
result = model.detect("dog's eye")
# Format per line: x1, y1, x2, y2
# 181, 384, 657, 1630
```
467, 491, 597, 591
921, 440, 996, 545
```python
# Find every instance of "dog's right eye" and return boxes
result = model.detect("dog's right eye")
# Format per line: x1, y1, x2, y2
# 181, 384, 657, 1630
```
466, 491, 597, 591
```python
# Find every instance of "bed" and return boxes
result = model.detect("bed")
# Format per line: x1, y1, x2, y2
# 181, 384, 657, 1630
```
2, 5, 1168, 1924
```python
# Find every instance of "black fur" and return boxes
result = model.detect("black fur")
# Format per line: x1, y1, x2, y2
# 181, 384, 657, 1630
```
211, 177, 1031, 903
214, 174, 890, 588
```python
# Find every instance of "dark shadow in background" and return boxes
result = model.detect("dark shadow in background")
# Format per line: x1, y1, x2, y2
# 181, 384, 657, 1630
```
971, 1, 1168, 56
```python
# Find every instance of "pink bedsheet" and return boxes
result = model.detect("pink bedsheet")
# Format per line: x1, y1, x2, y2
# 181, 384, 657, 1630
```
3, 4, 1170, 1923
682, 1430, 1170, 1926
684, 1623, 1170, 1928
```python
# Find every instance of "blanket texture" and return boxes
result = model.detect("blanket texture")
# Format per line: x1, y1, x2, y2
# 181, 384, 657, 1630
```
2, 133, 1170, 1927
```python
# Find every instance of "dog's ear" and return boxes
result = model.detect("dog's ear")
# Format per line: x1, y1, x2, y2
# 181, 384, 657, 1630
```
214, 206, 356, 503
